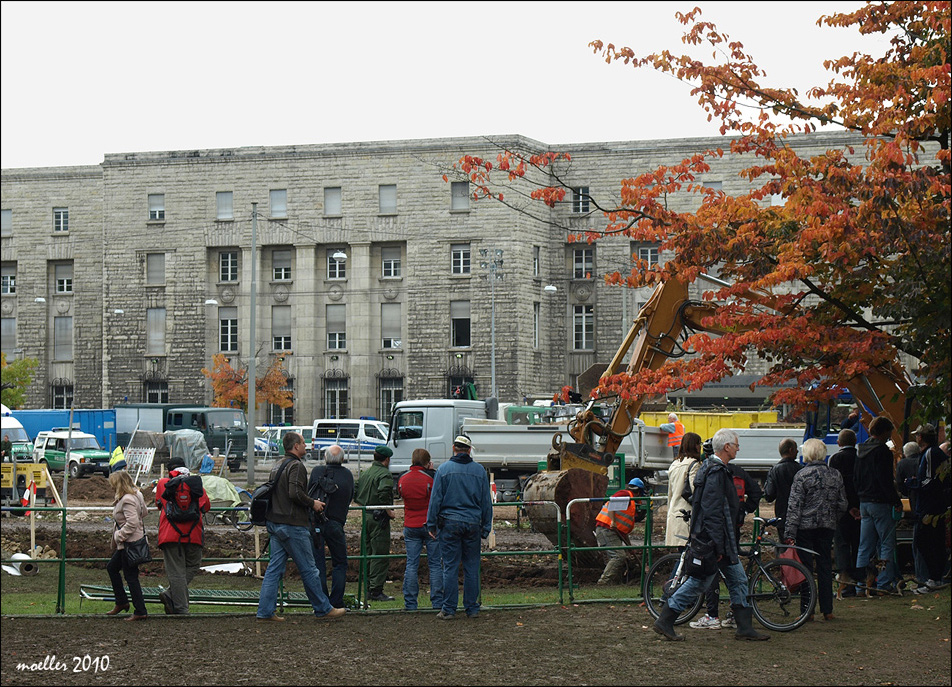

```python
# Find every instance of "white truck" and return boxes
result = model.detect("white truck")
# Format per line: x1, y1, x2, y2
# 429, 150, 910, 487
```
385, 398, 802, 499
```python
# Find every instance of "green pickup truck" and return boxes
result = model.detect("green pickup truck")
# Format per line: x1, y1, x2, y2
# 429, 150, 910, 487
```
32, 430, 111, 479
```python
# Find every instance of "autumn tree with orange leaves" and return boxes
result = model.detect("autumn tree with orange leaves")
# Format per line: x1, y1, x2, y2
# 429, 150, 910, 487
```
201, 353, 293, 413
446, 2, 950, 421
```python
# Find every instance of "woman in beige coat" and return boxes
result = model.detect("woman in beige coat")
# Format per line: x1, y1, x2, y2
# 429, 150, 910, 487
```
664, 432, 703, 548
105, 470, 149, 620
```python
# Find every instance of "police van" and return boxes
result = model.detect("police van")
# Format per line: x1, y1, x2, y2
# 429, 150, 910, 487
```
311, 418, 389, 460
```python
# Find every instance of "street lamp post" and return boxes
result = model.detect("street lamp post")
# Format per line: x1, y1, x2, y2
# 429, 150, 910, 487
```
479, 248, 503, 399
246, 203, 258, 485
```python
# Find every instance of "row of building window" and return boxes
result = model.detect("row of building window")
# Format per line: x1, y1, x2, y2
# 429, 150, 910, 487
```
1, 299, 598, 363
0, 185, 603, 236
0, 244, 659, 297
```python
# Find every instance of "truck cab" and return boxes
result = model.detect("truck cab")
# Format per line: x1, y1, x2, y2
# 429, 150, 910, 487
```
32, 430, 110, 479
387, 399, 487, 475
166, 407, 248, 471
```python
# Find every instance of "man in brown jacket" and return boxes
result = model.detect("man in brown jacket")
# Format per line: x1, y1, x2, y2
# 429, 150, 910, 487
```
255, 432, 345, 620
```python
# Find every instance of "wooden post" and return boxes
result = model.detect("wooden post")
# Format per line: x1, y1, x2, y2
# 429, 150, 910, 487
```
42, 467, 63, 509
29, 482, 37, 556
254, 526, 262, 578
488, 472, 496, 550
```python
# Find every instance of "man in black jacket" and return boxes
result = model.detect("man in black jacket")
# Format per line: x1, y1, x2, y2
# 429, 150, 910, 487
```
854, 416, 902, 593
309, 444, 355, 609
763, 438, 802, 540
829, 429, 862, 591
653, 429, 769, 642
256, 432, 346, 621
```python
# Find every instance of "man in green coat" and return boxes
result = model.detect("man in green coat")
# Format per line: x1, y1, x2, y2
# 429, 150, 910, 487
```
355, 446, 395, 601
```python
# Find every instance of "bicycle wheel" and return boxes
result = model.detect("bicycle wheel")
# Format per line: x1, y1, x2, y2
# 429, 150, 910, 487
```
748, 558, 817, 632
642, 553, 703, 625
231, 489, 254, 532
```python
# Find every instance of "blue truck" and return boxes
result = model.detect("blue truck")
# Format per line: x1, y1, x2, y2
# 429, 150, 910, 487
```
9, 408, 118, 453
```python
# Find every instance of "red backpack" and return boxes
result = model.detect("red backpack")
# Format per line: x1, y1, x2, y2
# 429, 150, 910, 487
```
162, 475, 203, 538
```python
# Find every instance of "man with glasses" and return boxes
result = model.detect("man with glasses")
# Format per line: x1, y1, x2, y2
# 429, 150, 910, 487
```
654, 428, 770, 642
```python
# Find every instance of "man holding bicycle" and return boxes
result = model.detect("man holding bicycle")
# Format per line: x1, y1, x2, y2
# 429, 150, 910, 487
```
653, 428, 770, 642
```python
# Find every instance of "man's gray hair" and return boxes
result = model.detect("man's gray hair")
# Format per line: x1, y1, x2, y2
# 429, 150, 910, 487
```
712, 428, 739, 454
802, 438, 826, 463
325, 444, 344, 465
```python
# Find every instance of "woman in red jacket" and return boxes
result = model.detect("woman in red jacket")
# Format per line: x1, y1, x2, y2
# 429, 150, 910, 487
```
398, 448, 444, 610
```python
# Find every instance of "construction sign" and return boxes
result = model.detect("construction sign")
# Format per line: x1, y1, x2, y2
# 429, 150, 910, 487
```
1, 463, 49, 490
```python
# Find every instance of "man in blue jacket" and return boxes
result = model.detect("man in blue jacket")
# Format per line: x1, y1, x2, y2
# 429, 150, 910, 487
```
426, 434, 493, 620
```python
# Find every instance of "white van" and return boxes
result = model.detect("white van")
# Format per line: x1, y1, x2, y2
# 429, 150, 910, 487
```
311, 418, 389, 460
257, 425, 314, 460
1, 405, 34, 462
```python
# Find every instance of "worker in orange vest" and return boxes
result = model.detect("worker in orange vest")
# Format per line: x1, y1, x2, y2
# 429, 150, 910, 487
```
594, 478, 647, 585
661, 413, 686, 458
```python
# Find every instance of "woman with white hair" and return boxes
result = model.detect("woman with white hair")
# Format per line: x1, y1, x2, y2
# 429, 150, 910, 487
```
784, 438, 848, 620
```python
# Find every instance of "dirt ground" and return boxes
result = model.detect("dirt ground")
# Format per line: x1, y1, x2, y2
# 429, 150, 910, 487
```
2, 598, 951, 686
2, 476, 950, 686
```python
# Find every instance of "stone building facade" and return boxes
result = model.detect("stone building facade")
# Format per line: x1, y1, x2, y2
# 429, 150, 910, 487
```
2, 132, 864, 422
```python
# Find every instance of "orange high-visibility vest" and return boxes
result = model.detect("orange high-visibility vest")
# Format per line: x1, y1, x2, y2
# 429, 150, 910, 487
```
667, 421, 685, 447
595, 489, 639, 535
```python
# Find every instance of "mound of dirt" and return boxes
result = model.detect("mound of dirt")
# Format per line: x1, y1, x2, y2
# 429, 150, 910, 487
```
63, 475, 115, 502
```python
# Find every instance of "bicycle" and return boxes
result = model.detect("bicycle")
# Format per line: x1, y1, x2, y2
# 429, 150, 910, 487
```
202, 486, 254, 532
643, 515, 818, 632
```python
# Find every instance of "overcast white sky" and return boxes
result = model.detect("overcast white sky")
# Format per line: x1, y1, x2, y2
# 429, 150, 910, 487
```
1, 0, 884, 169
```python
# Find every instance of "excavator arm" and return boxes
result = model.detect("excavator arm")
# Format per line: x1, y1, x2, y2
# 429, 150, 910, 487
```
563, 274, 913, 466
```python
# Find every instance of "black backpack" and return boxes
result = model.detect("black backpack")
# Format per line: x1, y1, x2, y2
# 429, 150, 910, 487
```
249, 459, 291, 527
307, 468, 339, 526
162, 474, 204, 538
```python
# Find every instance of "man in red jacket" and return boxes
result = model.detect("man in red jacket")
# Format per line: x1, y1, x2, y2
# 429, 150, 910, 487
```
398, 448, 443, 610
155, 458, 211, 614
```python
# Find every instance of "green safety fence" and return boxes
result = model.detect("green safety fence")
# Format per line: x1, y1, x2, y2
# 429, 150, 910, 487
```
7, 495, 778, 616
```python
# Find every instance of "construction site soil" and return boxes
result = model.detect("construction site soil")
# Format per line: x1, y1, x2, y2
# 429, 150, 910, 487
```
2, 475, 950, 686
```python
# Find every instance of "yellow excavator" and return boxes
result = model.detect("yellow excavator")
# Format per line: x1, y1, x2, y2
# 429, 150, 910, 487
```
522, 274, 913, 557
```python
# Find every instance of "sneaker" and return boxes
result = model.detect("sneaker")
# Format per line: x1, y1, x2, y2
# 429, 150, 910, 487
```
689, 614, 721, 630
926, 580, 948, 591
435, 610, 455, 620
720, 613, 736, 629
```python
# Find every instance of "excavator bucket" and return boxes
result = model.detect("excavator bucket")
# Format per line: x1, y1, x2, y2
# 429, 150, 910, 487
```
522, 442, 612, 567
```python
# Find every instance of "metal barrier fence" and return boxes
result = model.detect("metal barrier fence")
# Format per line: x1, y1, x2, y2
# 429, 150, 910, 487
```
2, 500, 568, 614
2, 494, 705, 615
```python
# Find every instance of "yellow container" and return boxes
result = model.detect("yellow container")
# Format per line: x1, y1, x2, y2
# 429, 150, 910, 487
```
639, 411, 779, 439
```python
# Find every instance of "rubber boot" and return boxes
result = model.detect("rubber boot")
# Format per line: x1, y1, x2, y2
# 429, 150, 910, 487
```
732, 605, 770, 641
652, 603, 684, 641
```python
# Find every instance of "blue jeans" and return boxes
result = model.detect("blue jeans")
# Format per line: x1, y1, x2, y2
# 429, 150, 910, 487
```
438, 519, 482, 617
667, 559, 750, 613
403, 526, 444, 610
313, 519, 348, 608
257, 521, 334, 618
856, 502, 898, 589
